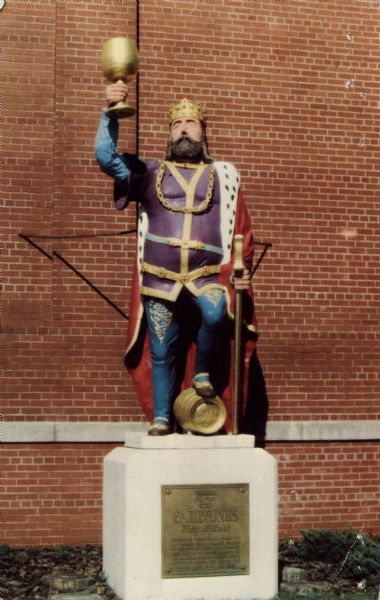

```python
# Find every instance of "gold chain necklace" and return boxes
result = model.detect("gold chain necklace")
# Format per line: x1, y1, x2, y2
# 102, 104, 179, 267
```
155, 160, 215, 214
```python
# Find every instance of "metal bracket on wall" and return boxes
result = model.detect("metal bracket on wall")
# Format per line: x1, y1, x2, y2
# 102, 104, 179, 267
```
18, 230, 137, 321
18, 230, 272, 319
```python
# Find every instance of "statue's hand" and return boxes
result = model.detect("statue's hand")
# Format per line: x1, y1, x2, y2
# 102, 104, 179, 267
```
105, 82, 128, 107
233, 268, 251, 291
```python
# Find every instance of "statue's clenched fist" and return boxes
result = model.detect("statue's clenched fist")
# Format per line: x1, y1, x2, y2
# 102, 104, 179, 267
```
105, 82, 128, 107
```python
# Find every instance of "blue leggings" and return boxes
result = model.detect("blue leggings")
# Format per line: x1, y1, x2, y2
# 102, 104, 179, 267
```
143, 289, 227, 420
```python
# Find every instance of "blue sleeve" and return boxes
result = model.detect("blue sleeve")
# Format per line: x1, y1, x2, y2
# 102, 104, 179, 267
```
95, 110, 131, 182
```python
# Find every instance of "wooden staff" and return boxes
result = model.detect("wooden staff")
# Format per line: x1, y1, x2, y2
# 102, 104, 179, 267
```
232, 234, 245, 435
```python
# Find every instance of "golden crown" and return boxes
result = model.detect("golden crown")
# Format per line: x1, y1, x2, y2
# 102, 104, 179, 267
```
169, 98, 207, 123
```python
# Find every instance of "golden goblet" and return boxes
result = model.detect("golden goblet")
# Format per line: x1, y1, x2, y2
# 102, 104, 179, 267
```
101, 36, 139, 119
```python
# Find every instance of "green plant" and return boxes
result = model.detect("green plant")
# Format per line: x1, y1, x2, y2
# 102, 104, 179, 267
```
294, 529, 380, 587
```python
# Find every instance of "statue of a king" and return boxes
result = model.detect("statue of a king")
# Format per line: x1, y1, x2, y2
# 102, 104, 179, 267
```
95, 82, 258, 435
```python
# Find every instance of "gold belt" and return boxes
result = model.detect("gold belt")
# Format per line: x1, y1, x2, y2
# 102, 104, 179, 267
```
141, 261, 220, 283
144, 232, 224, 255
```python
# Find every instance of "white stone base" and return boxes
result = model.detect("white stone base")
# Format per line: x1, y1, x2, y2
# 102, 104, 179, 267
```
103, 433, 278, 600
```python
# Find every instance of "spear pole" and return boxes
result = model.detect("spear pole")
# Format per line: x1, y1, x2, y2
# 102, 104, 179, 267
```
232, 234, 245, 435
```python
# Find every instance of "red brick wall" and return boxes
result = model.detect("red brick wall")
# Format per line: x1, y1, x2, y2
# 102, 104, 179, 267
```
2, 442, 379, 547
3, 0, 143, 422
2, 444, 113, 547
270, 442, 380, 536
2, 0, 380, 545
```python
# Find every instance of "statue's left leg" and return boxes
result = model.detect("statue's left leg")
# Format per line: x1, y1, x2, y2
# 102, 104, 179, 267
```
192, 289, 227, 397
143, 297, 179, 435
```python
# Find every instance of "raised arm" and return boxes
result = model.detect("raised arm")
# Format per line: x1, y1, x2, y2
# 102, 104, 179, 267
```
95, 82, 130, 181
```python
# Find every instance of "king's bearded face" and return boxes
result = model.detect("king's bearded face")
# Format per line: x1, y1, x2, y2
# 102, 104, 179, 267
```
170, 136, 204, 162
165, 117, 213, 164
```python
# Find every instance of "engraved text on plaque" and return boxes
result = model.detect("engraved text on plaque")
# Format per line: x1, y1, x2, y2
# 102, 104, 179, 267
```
162, 484, 249, 578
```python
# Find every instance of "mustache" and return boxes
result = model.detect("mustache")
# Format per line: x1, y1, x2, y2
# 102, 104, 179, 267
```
173, 135, 197, 145
165, 132, 213, 163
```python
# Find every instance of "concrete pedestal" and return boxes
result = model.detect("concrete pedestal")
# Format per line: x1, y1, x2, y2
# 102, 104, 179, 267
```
103, 433, 278, 600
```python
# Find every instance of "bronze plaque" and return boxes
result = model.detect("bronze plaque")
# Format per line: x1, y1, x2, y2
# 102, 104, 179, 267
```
161, 484, 249, 578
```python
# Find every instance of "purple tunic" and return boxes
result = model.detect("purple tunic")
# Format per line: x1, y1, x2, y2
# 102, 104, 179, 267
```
122, 159, 224, 300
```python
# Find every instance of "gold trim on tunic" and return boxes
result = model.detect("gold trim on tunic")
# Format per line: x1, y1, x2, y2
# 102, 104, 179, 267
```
140, 261, 220, 283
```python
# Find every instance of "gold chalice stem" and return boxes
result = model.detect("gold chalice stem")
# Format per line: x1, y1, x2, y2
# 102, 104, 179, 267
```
107, 78, 136, 119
